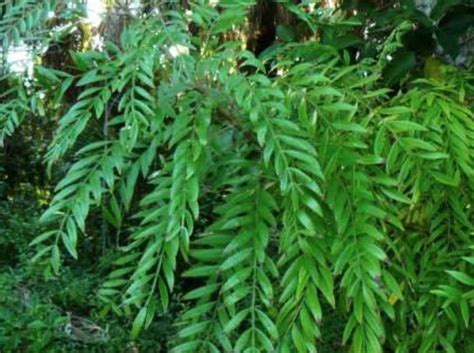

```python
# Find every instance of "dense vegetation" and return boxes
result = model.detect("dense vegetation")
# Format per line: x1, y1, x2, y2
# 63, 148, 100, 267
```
1, 1, 473, 352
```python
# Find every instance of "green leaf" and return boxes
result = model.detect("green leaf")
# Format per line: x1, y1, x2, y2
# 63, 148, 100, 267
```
183, 284, 220, 300
381, 188, 412, 204
30, 230, 56, 246
354, 290, 364, 323
220, 249, 252, 271
291, 325, 307, 353
61, 229, 78, 260
51, 245, 61, 274
182, 265, 219, 278
256, 309, 278, 340
179, 321, 209, 338
399, 138, 437, 152
385, 120, 428, 132
379, 107, 413, 115
292, 208, 311, 230
35, 66, 61, 83
333, 122, 367, 133
357, 155, 385, 165
77, 70, 109, 86
223, 308, 249, 334
460, 299, 470, 328
446, 271, 474, 286
131, 306, 147, 338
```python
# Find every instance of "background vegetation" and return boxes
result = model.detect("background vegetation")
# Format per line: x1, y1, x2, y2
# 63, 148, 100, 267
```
0, 0, 473, 352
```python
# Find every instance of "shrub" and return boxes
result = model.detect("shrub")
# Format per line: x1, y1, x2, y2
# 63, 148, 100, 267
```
1, 1, 473, 352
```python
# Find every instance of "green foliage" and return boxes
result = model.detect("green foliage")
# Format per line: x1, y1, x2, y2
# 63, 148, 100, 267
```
0, 75, 29, 146
0, 0, 58, 49
0, 196, 176, 352
173, 173, 279, 352
1, 1, 474, 353
0, 271, 65, 353
341, 0, 474, 84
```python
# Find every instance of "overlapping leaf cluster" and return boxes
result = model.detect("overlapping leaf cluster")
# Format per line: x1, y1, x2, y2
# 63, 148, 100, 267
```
2, 1, 472, 352
0, 0, 57, 49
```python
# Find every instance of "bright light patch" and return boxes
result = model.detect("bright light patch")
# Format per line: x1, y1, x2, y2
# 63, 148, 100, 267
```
6, 45, 33, 75
86, 0, 105, 27
326, 0, 337, 9
168, 44, 189, 58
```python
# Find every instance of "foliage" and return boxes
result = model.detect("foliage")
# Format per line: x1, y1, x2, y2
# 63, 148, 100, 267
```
0, 0, 58, 50
0, 1, 473, 353
0, 270, 65, 353
0, 196, 176, 352
340, 0, 474, 84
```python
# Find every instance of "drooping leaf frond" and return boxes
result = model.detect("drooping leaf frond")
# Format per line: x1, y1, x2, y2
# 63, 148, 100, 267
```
4, 1, 469, 352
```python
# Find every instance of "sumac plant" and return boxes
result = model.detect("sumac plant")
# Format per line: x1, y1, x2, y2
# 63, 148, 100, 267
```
3, 1, 473, 352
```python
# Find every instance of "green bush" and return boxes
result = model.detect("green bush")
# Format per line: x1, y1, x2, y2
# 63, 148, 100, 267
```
0, 1, 473, 353
0, 197, 176, 352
